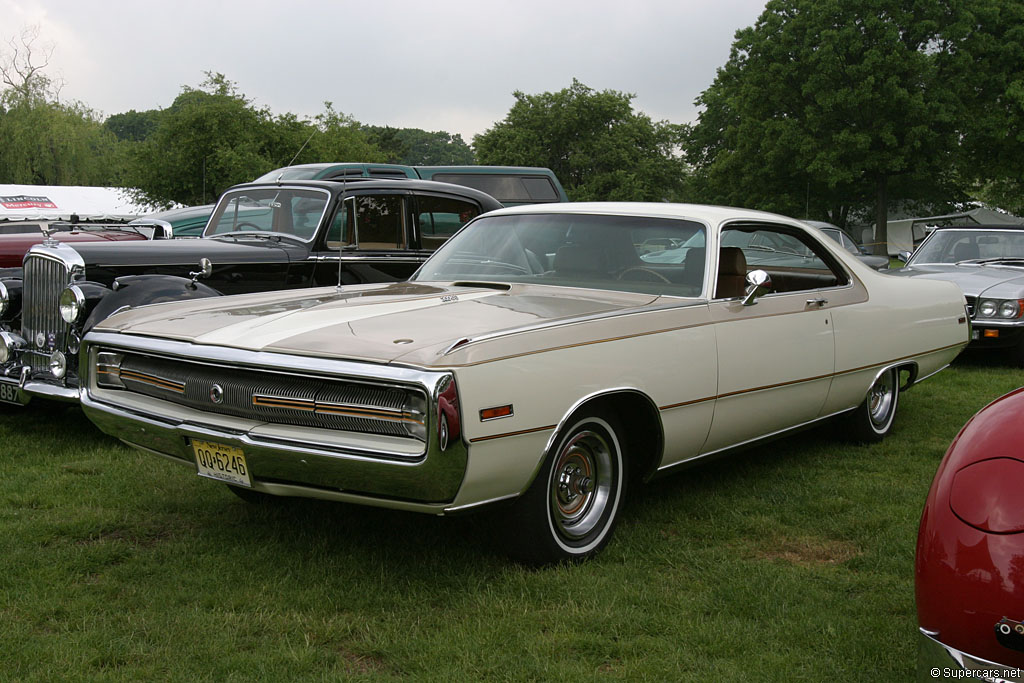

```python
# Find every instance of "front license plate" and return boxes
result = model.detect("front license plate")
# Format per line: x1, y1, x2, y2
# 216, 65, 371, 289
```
0, 382, 22, 406
192, 439, 251, 488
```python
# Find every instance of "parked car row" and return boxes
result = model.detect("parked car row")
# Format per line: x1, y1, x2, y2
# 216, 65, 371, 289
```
3, 171, 1020, 677
0, 177, 501, 406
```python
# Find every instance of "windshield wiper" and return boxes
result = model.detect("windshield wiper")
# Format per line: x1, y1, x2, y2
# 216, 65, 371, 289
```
956, 257, 1024, 266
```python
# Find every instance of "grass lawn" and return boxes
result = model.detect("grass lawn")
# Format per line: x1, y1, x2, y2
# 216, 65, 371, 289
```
1, 356, 1020, 681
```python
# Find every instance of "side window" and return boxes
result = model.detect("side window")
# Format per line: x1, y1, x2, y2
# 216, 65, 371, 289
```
415, 196, 481, 251
717, 225, 847, 298
326, 195, 407, 250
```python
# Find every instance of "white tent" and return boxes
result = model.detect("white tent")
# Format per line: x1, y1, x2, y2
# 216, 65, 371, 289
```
879, 207, 1024, 255
0, 185, 151, 222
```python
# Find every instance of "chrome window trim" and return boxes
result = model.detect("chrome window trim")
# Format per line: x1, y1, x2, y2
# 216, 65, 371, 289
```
201, 184, 332, 243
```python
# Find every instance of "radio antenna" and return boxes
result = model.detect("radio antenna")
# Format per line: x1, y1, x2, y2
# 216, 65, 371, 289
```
287, 129, 316, 167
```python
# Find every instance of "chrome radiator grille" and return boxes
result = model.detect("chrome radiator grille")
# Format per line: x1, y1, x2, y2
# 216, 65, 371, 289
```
22, 252, 72, 370
116, 353, 426, 438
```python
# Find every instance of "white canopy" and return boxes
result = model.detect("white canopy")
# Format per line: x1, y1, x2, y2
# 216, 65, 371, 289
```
880, 207, 1024, 255
0, 184, 151, 222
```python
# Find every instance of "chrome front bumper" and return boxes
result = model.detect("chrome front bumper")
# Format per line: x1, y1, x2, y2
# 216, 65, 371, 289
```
0, 373, 79, 406
81, 389, 468, 512
919, 628, 1024, 682
78, 332, 470, 511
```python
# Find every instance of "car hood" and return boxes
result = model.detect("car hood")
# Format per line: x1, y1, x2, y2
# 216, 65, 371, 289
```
60, 234, 306, 267
890, 264, 1024, 298
0, 230, 149, 268
94, 281, 660, 365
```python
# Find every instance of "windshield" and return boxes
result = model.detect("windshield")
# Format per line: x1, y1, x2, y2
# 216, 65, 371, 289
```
204, 187, 330, 242
911, 229, 1024, 265
412, 213, 707, 297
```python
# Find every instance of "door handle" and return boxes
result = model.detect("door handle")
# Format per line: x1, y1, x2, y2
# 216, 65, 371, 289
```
806, 297, 828, 308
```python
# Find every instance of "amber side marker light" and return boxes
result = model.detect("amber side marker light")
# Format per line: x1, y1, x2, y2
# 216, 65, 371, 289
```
480, 405, 513, 421
984, 329, 1000, 338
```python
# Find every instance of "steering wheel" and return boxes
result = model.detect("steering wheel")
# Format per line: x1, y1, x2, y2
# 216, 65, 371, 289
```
617, 267, 672, 284
233, 222, 263, 231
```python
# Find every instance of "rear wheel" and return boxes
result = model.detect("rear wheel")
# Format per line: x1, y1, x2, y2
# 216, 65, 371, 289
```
845, 367, 899, 442
503, 412, 626, 565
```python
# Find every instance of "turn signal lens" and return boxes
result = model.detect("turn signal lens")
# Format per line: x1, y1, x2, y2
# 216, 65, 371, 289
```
950, 457, 1024, 534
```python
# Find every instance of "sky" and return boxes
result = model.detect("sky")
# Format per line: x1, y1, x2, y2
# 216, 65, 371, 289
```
1, 0, 768, 142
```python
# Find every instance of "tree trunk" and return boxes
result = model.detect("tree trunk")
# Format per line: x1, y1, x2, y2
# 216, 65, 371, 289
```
874, 175, 889, 257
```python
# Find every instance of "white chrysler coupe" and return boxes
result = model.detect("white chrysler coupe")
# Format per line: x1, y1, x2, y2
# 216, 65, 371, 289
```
79, 203, 970, 564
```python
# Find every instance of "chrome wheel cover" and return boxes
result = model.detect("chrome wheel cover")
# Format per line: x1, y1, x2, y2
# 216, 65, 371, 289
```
868, 370, 896, 428
549, 428, 614, 541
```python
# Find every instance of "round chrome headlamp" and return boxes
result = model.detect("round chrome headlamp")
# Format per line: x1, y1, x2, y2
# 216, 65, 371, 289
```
0, 281, 8, 317
59, 285, 86, 324
49, 350, 67, 379
999, 300, 1021, 319
0, 330, 24, 365
978, 299, 998, 318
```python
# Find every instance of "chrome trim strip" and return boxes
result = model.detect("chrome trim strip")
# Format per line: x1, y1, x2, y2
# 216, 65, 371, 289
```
439, 298, 708, 357
971, 318, 1024, 328
655, 408, 854, 475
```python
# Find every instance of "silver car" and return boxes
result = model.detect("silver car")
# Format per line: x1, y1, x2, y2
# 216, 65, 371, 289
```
890, 224, 1024, 365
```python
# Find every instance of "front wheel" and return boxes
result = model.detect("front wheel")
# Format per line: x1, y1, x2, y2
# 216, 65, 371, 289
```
503, 413, 626, 565
845, 367, 899, 442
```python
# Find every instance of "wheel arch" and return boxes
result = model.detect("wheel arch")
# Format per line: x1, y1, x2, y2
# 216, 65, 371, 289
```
541, 388, 665, 486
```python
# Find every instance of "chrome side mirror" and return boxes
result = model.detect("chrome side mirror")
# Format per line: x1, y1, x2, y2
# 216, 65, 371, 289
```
741, 269, 772, 306
897, 251, 912, 263
189, 257, 213, 288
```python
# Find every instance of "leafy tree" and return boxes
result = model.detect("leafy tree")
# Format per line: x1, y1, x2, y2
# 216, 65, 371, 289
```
104, 109, 161, 142
0, 25, 121, 186
474, 80, 687, 201
951, 1, 1024, 213
686, 0, 973, 252
125, 73, 271, 206
365, 126, 475, 165
300, 103, 383, 167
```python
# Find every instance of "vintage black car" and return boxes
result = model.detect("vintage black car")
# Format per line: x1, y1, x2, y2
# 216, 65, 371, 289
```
0, 178, 502, 406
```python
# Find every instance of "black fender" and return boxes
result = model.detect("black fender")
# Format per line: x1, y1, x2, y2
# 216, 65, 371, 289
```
83, 274, 222, 332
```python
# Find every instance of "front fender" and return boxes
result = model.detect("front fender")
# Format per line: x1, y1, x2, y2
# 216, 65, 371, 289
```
83, 274, 222, 332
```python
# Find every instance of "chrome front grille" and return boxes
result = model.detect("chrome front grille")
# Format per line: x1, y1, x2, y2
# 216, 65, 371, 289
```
116, 353, 426, 439
22, 250, 72, 371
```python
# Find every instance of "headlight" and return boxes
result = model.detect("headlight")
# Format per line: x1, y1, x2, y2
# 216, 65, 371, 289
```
0, 331, 24, 364
999, 300, 1024, 319
95, 351, 125, 389
0, 281, 8, 316
59, 285, 86, 324
975, 298, 1024, 319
